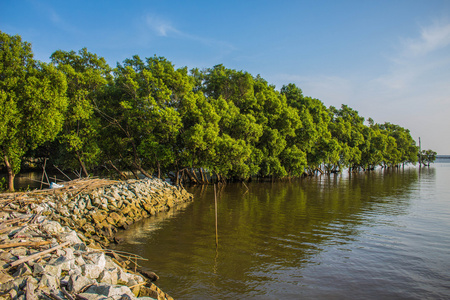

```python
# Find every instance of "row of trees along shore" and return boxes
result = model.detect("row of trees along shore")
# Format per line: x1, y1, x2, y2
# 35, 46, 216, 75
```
1, 31, 437, 192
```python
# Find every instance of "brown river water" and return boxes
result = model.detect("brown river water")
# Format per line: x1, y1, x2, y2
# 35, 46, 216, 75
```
113, 162, 450, 299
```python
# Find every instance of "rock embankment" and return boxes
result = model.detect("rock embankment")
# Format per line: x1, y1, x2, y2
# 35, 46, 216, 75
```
0, 177, 194, 300
4, 178, 193, 247
0, 211, 171, 300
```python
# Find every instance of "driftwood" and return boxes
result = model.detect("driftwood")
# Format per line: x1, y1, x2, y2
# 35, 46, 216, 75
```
40, 158, 48, 190
60, 286, 75, 300
128, 281, 148, 289
11, 223, 39, 238
0, 213, 41, 236
54, 165, 72, 181
74, 295, 89, 300
136, 268, 159, 282
9, 241, 70, 267
43, 291, 63, 300
0, 240, 51, 249
0, 216, 29, 226
0, 178, 120, 203
0, 225, 22, 235
29, 211, 42, 224
100, 248, 148, 262
79, 283, 95, 293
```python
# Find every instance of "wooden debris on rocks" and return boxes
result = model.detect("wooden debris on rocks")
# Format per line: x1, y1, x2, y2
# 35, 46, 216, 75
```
0, 211, 174, 300
1, 177, 193, 247
0, 177, 192, 300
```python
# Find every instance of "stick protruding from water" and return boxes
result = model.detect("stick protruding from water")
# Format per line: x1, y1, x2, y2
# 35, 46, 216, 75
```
214, 184, 218, 247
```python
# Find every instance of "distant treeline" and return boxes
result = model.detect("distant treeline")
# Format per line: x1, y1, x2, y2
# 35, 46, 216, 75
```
0, 31, 436, 191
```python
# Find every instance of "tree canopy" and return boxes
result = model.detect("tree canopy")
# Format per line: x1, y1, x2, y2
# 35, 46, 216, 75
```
1, 32, 430, 190
0, 31, 68, 191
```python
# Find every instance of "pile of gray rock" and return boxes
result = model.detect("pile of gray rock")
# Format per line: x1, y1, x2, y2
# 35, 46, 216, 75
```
0, 211, 170, 300
5, 178, 193, 247
0, 177, 194, 300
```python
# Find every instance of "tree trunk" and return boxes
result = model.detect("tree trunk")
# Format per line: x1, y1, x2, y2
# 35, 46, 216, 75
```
182, 169, 187, 185
4, 155, 15, 192
133, 163, 152, 178
186, 169, 197, 183
128, 167, 140, 179
108, 160, 127, 180
76, 151, 89, 177
199, 168, 208, 184
191, 169, 201, 183
157, 161, 161, 179
175, 168, 187, 186
215, 171, 221, 184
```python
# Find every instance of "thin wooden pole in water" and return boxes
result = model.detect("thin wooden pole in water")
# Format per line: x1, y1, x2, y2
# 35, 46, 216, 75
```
40, 158, 47, 190
214, 184, 218, 247
54, 165, 72, 181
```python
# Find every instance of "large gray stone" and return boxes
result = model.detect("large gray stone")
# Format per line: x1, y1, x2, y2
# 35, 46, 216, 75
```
0, 234, 10, 243
38, 273, 59, 291
82, 263, 103, 279
78, 199, 87, 211
67, 274, 96, 293
25, 277, 37, 299
13, 263, 32, 277
84, 252, 106, 267
81, 252, 106, 279
117, 269, 131, 285
9, 247, 28, 258
40, 221, 64, 235
49, 256, 76, 272
75, 254, 86, 266
0, 279, 18, 294
59, 230, 82, 244
63, 247, 75, 260
33, 262, 62, 277
0, 269, 14, 285
85, 283, 136, 299
98, 268, 118, 285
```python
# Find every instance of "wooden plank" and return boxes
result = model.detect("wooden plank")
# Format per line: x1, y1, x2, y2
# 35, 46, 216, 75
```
9, 241, 70, 267
0, 241, 51, 249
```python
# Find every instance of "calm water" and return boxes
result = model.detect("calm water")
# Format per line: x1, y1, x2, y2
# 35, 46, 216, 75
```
113, 163, 450, 299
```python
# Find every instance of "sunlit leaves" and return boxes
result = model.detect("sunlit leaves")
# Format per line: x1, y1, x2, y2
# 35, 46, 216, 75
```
50, 48, 111, 174
0, 31, 68, 190
1, 32, 427, 186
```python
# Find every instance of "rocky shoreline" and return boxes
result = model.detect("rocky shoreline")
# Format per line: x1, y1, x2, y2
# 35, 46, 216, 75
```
0, 177, 194, 300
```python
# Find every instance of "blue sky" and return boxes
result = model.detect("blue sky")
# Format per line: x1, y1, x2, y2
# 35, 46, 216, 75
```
2, 0, 450, 154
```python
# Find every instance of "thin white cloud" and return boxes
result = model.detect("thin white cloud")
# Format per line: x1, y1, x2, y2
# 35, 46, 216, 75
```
31, 1, 79, 34
272, 19, 450, 153
143, 14, 235, 52
374, 19, 450, 91
145, 15, 180, 37
402, 20, 450, 57
366, 19, 450, 153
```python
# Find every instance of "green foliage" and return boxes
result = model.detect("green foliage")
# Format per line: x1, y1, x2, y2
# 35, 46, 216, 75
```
0, 177, 6, 191
418, 149, 436, 166
0, 31, 68, 191
50, 48, 111, 176
377, 122, 419, 166
99, 55, 187, 178
1, 32, 432, 186
328, 105, 365, 169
